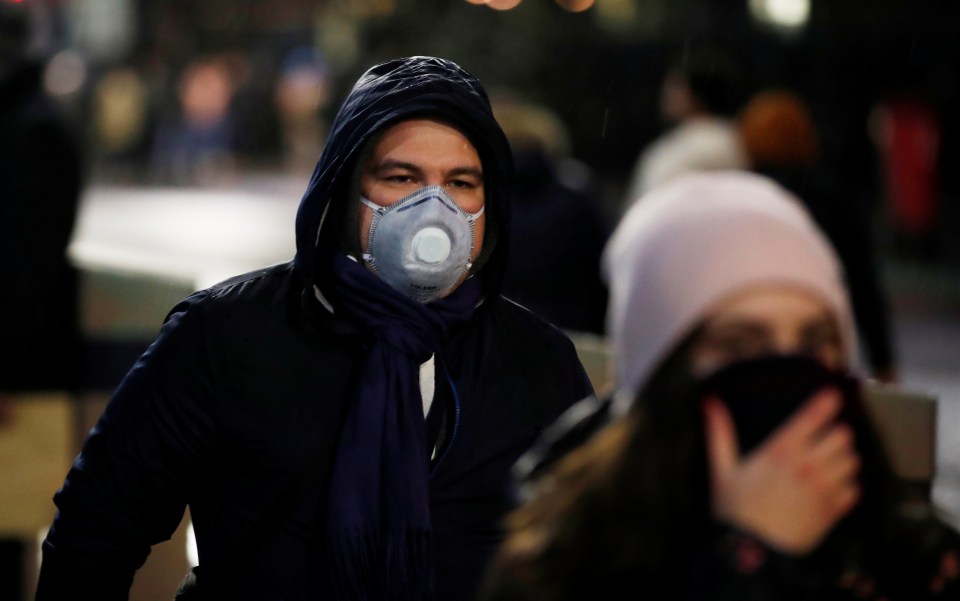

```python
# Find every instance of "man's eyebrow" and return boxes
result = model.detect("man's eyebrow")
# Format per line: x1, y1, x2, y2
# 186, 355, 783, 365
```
448, 166, 484, 180
371, 160, 422, 174
371, 160, 483, 180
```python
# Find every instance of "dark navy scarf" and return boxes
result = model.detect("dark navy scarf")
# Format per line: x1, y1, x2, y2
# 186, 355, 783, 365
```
324, 253, 481, 600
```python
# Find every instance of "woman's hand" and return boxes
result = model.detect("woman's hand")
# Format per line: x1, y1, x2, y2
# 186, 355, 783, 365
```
703, 388, 861, 554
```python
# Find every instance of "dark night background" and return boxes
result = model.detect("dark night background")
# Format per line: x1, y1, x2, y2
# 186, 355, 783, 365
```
46, 0, 957, 263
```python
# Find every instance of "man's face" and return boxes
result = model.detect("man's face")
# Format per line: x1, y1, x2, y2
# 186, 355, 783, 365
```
358, 119, 486, 268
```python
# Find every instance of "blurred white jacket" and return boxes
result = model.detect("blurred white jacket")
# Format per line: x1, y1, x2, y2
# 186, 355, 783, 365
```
624, 116, 747, 209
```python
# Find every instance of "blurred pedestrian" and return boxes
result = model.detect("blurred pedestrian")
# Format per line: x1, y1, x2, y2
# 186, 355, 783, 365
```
0, 3, 84, 600
0, 2, 83, 395
273, 45, 330, 177
36, 56, 593, 601
869, 88, 942, 261
739, 88, 899, 384
622, 50, 748, 210
479, 172, 960, 600
493, 93, 610, 335
149, 55, 238, 185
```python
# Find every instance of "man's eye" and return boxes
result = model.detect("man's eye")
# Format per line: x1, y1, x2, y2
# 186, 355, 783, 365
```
448, 180, 475, 189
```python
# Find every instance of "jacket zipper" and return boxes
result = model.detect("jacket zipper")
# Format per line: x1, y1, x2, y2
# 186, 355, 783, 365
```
429, 366, 460, 479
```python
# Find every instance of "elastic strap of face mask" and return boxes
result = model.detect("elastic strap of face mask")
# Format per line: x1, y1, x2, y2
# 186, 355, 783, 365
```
464, 203, 484, 221
359, 195, 386, 214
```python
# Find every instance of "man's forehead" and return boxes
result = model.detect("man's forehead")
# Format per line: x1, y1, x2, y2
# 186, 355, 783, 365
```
376, 117, 474, 142
366, 119, 481, 164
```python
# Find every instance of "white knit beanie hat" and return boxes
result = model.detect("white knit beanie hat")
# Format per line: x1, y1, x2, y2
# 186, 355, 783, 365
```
602, 170, 857, 412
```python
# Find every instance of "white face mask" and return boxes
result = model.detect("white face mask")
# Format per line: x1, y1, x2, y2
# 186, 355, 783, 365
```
360, 185, 484, 303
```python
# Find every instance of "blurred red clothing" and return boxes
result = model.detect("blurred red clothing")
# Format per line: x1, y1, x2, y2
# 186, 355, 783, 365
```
874, 95, 940, 236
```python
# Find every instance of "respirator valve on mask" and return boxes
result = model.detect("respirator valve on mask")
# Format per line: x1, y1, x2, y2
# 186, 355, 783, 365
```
412, 227, 452, 264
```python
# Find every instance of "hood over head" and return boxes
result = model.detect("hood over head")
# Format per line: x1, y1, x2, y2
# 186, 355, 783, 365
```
601, 170, 858, 410
294, 56, 513, 301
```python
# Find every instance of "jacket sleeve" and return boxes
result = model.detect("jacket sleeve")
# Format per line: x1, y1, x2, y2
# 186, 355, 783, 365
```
35, 292, 220, 600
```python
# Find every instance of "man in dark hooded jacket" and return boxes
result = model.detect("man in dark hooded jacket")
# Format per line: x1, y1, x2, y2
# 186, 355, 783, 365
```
35, 56, 593, 601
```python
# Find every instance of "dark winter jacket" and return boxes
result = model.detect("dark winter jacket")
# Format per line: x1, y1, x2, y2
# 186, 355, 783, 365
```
36, 56, 593, 601
500, 149, 610, 335
0, 60, 83, 391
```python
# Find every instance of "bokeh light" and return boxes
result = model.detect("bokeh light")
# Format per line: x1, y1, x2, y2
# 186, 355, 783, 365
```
749, 0, 810, 30
555, 0, 595, 12
43, 50, 87, 97
93, 68, 147, 154
487, 0, 523, 11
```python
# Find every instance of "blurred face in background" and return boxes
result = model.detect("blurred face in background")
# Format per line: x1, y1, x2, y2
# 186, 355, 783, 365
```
179, 59, 234, 128
660, 70, 698, 123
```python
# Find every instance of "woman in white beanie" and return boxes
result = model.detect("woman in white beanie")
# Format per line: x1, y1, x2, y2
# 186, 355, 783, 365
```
478, 171, 960, 600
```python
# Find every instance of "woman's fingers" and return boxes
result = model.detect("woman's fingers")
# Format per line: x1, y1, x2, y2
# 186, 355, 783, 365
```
804, 419, 860, 487
791, 398, 861, 523
810, 421, 855, 464
705, 387, 862, 554
703, 395, 740, 486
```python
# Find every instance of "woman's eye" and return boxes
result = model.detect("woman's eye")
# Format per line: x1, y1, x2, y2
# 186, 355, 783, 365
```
802, 334, 841, 365
724, 340, 763, 359
708, 335, 768, 361
691, 330, 772, 376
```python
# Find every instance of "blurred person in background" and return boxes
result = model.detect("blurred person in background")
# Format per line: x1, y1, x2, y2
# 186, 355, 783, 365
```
0, 2, 84, 599
493, 93, 610, 336
273, 45, 330, 177
0, 1, 83, 393
622, 49, 748, 211
36, 56, 593, 601
739, 89, 899, 384
149, 54, 238, 186
479, 172, 960, 600
868, 86, 942, 262
91, 66, 151, 180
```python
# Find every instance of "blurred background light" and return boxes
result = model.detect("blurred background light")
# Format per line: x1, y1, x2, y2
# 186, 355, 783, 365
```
66, 0, 136, 61
68, 186, 301, 290
487, 0, 523, 11
749, 0, 810, 31
315, 8, 362, 74
92, 68, 147, 154
555, 0, 595, 13
43, 50, 87, 97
